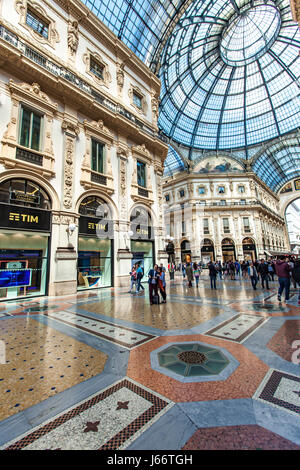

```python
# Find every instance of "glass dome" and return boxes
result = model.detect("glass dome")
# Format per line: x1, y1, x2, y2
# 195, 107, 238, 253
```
158, 0, 300, 150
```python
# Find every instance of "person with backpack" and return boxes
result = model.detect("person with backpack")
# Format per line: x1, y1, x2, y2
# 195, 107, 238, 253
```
136, 264, 145, 294
128, 265, 137, 293
148, 264, 159, 305
292, 259, 300, 305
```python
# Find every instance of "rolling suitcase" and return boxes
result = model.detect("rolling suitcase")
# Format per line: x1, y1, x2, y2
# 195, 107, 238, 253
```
152, 294, 160, 305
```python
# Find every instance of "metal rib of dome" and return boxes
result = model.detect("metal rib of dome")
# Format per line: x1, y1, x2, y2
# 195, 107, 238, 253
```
158, 0, 300, 151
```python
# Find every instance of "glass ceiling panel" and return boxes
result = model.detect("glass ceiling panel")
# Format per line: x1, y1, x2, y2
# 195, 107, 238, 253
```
158, 0, 300, 150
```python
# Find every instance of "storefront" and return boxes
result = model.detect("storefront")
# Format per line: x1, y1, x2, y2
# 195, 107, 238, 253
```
221, 238, 236, 262
130, 206, 154, 276
181, 240, 191, 263
77, 196, 113, 290
242, 238, 257, 261
0, 179, 51, 300
201, 239, 215, 263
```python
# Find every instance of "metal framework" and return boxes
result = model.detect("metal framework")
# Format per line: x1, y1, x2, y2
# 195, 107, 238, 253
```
80, 0, 300, 191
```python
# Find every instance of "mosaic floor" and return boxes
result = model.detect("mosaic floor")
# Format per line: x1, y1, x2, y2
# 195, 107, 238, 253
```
0, 275, 299, 451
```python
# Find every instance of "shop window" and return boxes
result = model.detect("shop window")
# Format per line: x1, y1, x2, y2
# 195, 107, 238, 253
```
19, 106, 42, 151
0, 179, 51, 209
79, 196, 110, 218
91, 139, 104, 174
137, 160, 146, 188
90, 56, 104, 80
26, 6, 49, 39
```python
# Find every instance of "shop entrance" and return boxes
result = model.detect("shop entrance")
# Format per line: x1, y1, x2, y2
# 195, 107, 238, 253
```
242, 238, 257, 261
222, 238, 236, 262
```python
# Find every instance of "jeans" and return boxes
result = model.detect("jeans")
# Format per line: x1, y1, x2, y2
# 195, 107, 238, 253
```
278, 277, 290, 300
250, 276, 258, 290
136, 278, 144, 292
261, 275, 269, 289
195, 276, 199, 287
149, 283, 158, 303
210, 275, 216, 289
130, 279, 136, 291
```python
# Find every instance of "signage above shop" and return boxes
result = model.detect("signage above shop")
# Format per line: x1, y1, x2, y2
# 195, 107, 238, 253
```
130, 223, 154, 240
79, 215, 113, 238
0, 203, 51, 232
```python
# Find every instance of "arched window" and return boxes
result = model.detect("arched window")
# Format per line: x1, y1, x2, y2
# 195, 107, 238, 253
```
79, 196, 112, 219
0, 179, 51, 209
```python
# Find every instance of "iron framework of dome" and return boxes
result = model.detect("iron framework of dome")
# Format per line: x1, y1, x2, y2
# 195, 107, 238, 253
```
159, 0, 300, 151
80, 0, 300, 190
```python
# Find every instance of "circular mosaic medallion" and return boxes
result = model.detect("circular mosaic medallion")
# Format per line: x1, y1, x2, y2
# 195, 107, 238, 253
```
158, 343, 230, 378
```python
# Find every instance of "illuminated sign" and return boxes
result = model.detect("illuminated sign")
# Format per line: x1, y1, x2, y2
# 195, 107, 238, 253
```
0, 203, 51, 231
0, 269, 32, 288
79, 216, 113, 238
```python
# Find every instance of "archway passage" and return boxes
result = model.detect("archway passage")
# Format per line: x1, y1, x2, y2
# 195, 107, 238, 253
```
0, 178, 52, 300
130, 206, 155, 276
285, 198, 300, 256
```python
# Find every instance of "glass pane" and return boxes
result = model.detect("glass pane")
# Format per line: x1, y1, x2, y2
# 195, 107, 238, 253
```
137, 160, 146, 187
26, 8, 49, 39
31, 113, 41, 151
90, 57, 104, 79
20, 108, 31, 148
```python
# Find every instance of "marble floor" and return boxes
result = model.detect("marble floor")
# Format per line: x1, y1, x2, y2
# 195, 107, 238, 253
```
0, 274, 299, 451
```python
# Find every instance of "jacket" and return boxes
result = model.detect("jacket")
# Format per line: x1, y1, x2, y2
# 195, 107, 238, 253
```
258, 262, 269, 276
275, 260, 291, 279
292, 264, 300, 283
186, 264, 194, 281
208, 263, 217, 276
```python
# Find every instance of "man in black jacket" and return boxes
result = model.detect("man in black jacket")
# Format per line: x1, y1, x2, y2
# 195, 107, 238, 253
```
208, 262, 218, 289
257, 259, 270, 290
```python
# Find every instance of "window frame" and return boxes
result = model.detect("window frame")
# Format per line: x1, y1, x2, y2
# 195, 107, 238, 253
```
91, 138, 105, 174
19, 105, 43, 152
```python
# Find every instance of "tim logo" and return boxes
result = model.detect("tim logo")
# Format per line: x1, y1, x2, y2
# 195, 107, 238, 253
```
0, 340, 5, 364
291, 340, 300, 365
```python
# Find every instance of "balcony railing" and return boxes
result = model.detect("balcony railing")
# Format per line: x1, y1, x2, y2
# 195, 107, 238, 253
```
138, 187, 149, 198
16, 147, 43, 166
0, 23, 168, 145
91, 172, 107, 185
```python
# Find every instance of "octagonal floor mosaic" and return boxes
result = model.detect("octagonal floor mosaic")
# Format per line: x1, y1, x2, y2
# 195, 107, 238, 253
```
0, 274, 299, 451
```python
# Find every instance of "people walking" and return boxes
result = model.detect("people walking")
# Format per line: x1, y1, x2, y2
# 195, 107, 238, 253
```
275, 256, 292, 302
129, 265, 137, 293
248, 262, 258, 290
136, 264, 145, 294
158, 266, 167, 303
186, 262, 194, 287
148, 264, 159, 305
193, 262, 200, 287
258, 259, 270, 290
208, 261, 217, 289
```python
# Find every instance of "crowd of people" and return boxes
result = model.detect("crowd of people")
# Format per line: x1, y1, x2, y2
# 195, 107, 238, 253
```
128, 256, 300, 305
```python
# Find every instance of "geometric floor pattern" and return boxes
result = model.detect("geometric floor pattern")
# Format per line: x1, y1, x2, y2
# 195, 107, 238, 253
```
0, 274, 299, 450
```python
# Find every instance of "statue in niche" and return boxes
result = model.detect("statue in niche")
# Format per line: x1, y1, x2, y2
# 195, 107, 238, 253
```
68, 20, 79, 57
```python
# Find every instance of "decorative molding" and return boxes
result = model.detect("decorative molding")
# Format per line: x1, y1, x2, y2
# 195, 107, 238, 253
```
150, 90, 159, 125
83, 49, 112, 88
61, 117, 79, 209
128, 84, 148, 116
67, 19, 79, 63
15, 0, 60, 48
0, 80, 57, 178
116, 62, 125, 96
80, 119, 114, 194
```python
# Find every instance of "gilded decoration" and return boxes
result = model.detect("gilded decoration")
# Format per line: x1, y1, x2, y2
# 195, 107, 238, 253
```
15, 0, 60, 48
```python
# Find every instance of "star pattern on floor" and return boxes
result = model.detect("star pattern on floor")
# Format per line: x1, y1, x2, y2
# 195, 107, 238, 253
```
84, 421, 100, 433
